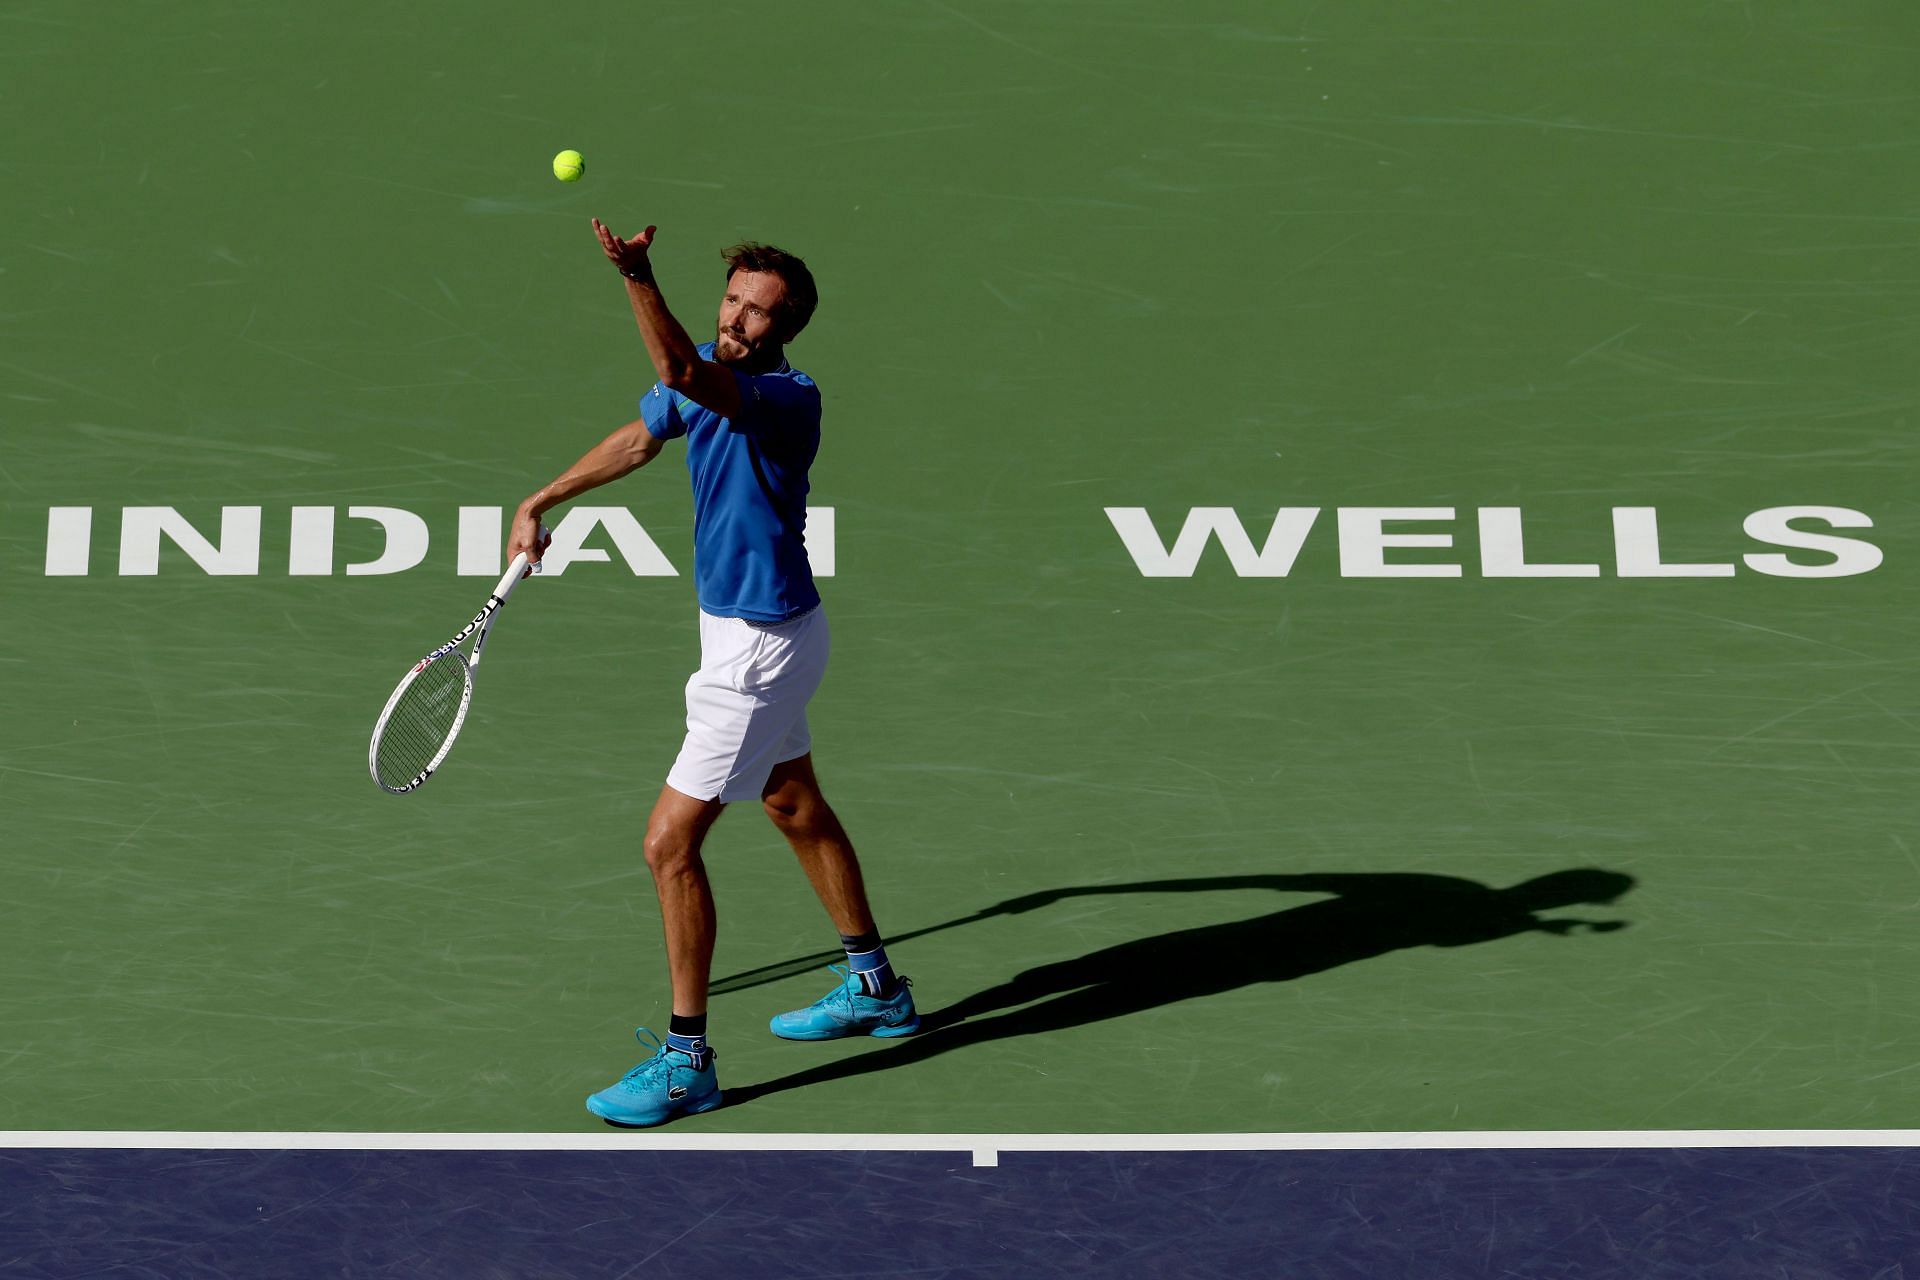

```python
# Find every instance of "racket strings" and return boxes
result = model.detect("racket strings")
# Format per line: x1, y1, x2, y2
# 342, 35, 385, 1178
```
374, 656, 470, 788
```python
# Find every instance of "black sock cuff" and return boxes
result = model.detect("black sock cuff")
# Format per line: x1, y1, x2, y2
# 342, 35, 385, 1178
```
669, 1013, 708, 1038
839, 930, 883, 952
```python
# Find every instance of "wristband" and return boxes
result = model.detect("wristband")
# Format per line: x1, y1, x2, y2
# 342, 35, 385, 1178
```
619, 263, 654, 283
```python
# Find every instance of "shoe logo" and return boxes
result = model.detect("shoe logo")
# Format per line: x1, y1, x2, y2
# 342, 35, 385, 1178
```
668, 1086, 688, 1101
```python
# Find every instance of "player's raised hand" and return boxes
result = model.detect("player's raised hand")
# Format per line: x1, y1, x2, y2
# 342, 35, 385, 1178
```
594, 218, 656, 279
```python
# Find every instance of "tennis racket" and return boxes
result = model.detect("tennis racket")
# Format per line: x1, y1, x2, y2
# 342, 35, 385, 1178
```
368, 551, 536, 794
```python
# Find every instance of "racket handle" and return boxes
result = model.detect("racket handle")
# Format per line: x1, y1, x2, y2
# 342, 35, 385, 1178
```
493, 553, 531, 603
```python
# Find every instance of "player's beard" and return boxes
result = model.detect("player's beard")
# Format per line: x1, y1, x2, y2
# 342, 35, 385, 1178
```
714, 327, 752, 366
716, 326, 785, 372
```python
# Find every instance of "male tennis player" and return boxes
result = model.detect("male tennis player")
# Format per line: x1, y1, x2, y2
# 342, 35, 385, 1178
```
506, 220, 917, 1128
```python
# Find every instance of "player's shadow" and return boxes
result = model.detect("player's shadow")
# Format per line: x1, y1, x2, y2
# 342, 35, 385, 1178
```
719, 868, 1634, 1109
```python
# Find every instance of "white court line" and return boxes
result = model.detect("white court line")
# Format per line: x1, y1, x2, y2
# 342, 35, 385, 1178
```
6, 1129, 1920, 1171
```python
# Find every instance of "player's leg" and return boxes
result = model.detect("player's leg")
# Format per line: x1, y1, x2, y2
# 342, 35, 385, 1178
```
584, 782, 729, 1129
760, 752, 876, 937
587, 610, 755, 1129
642, 782, 729, 1018
762, 753, 920, 1040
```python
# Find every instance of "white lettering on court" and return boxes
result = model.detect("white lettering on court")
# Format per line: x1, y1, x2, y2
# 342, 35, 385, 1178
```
288, 506, 430, 575
27, 503, 1880, 582
1741, 506, 1881, 579
343, 506, 430, 576
1611, 508, 1736, 577
1106, 505, 1884, 579
119, 507, 262, 576
44, 507, 92, 576
288, 507, 335, 575
1477, 508, 1601, 578
807, 506, 836, 578
540, 506, 678, 576
1104, 507, 1320, 577
457, 507, 504, 577
1337, 508, 1462, 578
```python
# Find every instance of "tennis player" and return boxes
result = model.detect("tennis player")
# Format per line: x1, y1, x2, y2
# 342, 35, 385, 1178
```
506, 220, 918, 1127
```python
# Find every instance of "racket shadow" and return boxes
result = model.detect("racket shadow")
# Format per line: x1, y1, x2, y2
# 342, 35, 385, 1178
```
719, 867, 1635, 1110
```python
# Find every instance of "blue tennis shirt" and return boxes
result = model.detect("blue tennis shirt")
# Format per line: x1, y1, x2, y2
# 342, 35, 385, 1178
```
639, 341, 823, 623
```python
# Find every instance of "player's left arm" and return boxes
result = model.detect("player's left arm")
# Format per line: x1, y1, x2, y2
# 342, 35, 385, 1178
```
592, 218, 746, 420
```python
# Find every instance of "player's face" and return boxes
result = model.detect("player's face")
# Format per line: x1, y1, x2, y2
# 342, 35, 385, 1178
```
714, 271, 790, 368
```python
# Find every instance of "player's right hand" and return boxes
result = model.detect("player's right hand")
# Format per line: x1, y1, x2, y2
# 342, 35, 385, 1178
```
507, 508, 551, 578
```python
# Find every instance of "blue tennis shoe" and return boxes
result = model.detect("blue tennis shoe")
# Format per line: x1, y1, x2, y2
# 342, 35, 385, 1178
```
769, 964, 919, 1040
585, 1028, 722, 1127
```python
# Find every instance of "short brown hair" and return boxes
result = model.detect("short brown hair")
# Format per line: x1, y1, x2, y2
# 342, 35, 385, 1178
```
722, 242, 818, 339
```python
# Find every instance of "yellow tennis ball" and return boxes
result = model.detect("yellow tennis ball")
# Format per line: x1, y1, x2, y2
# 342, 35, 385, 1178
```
552, 149, 585, 182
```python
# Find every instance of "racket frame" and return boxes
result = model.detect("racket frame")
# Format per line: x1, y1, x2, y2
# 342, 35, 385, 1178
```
368, 553, 531, 794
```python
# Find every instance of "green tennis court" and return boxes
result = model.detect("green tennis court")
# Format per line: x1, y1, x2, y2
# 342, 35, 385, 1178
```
2, 0, 1915, 1142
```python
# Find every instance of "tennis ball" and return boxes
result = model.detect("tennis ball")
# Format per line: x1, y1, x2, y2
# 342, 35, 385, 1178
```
552, 149, 585, 182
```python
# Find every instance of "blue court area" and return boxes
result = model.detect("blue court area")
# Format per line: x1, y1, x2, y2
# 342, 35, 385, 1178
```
6, 1140, 1919, 1277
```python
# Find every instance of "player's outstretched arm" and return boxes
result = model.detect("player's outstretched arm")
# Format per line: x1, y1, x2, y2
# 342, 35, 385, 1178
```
508, 419, 664, 569
592, 218, 744, 420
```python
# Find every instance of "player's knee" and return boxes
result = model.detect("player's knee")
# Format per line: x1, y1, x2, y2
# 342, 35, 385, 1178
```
762, 793, 807, 832
763, 793, 832, 839
643, 824, 698, 878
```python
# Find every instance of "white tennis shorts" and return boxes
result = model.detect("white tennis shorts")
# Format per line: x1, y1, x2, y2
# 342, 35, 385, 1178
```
665, 606, 829, 804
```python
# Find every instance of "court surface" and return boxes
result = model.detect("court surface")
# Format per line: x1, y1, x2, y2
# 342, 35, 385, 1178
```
3, 0, 1917, 1273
